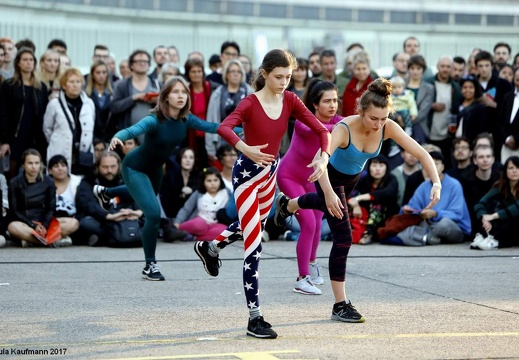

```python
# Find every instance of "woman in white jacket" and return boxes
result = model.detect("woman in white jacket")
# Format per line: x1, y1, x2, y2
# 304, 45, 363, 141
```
43, 68, 95, 176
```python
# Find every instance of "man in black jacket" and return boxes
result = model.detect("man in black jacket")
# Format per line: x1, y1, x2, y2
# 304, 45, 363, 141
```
75, 150, 142, 246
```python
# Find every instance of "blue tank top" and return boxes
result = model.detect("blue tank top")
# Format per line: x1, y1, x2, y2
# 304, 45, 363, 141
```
329, 122, 385, 175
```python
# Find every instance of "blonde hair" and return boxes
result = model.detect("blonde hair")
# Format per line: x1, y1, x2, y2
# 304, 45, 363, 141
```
38, 49, 63, 91
85, 61, 112, 96
59, 67, 85, 88
222, 59, 246, 85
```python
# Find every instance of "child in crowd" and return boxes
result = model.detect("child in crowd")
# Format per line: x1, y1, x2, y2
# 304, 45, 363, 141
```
390, 76, 417, 136
174, 167, 230, 241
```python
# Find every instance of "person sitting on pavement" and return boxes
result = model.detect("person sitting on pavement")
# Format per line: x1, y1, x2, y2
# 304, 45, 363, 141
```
399, 151, 471, 245
471, 155, 519, 250
75, 150, 143, 246
447, 136, 474, 181
7, 149, 74, 248
391, 147, 421, 208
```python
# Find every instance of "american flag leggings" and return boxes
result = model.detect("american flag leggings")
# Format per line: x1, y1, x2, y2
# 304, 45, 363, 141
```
213, 154, 279, 310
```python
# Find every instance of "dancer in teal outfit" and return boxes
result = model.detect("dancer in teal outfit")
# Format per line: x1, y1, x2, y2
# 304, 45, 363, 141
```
95, 76, 219, 281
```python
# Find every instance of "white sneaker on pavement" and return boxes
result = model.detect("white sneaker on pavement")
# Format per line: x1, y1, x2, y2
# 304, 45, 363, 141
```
469, 233, 486, 249
477, 235, 499, 250
293, 276, 321, 295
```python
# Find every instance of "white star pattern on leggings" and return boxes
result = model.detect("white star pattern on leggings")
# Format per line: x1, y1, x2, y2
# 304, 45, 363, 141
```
244, 282, 254, 291
248, 300, 257, 308
244, 262, 251, 271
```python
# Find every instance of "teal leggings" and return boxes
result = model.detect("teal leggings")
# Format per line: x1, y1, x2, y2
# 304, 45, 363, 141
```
106, 165, 163, 262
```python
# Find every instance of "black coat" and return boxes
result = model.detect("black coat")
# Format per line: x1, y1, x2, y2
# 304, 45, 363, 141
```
8, 173, 55, 228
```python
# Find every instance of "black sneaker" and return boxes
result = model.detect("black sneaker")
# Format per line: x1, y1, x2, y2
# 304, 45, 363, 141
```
274, 192, 292, 227
142, 262, 165, 281
163, 223, 188, 242
93, 185, 111, 206
194, 241, 221, 277
247, 316, 278, 339
331, 301, 365, 323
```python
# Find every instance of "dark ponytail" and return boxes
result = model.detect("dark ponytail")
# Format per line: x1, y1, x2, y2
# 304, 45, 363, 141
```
357, 77, 393, 113
252, 49, 298, 91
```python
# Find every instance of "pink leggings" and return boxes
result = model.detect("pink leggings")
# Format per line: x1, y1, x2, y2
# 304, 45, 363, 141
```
179, 217, 228, 241
277, 174, 322, 276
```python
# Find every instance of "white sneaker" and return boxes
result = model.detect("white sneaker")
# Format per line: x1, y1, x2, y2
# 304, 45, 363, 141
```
477, 235, 499, 250
293, 276, 321, 295
0, 235, 6, 248
309, 262, 324, 285
469, 233, 486, 249
21, 240, 34, 248
261, 230, 270, 242
52, 236, 73, 248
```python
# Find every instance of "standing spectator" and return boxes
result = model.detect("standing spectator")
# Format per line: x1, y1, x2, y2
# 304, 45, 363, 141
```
106, 53, 119, 83
208, 54, 221, 73
75, 150, 142, 246
471, 155, 519, 250
206, 41, 240, 85
493, 42, 511, 73
93, 138, 106, 162
239, 54, 254, 84
149, 45, 170, 82
0, 48, 48, 179
453, 75, 488, 144
341, 51, 374, 116
475, 51, 513, 162
43, 68, 95, 176
451, 56, 467, 83
513, 53, 519, 70
37, 49, 62, 99
7, 149, 73, 248
277, 79, 341, 295
184, 58, 213, 168
118, 59, 131, 79
320, 49, 348, 107
85, 61, 113, 141
405, 55, 434, 144
0, 37, 15, 79
59, 54, 71, 70
402, 36, 434, 79
390, 52, 410, 80
167, 46, 180, 64
158, 63, 180, 85
425, 56, 463, 169
287, 58, 310, 99
308, 51, 321, 78
47, 39, 67, 55
205, 59, 252, 164
498, 64, 514, 85
0, 44, 5, 85
109, 49, 159, 143
497, 67, 519, 161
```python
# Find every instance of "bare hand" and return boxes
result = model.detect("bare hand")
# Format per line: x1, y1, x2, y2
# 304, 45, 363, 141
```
325, 192, 344, 219
505, 136, 517, 150
35, 224, 47, 236
482, 219, 492, 233
431, 103, 446, 112
109, 137, 123, 150
132, 92, 146, 102
307, 151, 329, 182
481, 95, 497, 108
423, 187, 441, 210
242, 143, 276, 167
420, 208, 436, 219
352, 206, 363, 218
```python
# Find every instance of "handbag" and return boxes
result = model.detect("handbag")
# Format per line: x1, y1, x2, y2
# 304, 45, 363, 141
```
58, 96, 93, 167
106, 219, 143, 248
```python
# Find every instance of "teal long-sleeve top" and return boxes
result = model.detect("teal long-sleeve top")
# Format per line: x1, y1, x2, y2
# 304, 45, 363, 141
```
474, 187, 519, 221
114, 114, 218, 172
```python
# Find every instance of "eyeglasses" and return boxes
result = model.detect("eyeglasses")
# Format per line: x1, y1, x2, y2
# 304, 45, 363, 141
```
454, 146, 470, 151
94, 54, 110, 59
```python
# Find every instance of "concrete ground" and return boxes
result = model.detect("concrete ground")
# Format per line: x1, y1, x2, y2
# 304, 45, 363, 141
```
1, 238, 518, 360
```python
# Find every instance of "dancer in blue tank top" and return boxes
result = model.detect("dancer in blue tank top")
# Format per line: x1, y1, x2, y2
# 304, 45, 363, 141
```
274, 78, 442, 323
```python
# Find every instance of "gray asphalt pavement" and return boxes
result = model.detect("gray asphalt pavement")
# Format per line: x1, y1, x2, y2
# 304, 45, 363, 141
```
1, 238, 518, 360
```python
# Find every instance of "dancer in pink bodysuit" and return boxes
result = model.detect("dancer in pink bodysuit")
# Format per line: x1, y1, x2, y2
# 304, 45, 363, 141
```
277, 79, 341, 295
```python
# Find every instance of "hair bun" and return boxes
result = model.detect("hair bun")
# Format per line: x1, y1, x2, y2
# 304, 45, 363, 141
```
368, 78, 392, 98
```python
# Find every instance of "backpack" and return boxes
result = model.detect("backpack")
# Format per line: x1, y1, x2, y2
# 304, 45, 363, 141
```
105, 219, 143, 248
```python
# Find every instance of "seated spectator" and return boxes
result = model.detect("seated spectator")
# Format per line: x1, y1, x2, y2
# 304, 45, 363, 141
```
471, 155, 519, 250
174, 167, 230, 241
391, 148, 421, 207
400, 151, 471, 244
459, 145, 501, 238
0, 173, 8, 247
47, 155, 80, 240
348, 154, 399, 244
7, 149, 73, 247
93, 138, 106, 162
402, 144, 442, 206
75, 150, 143, 246
447, 136, 474, 181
